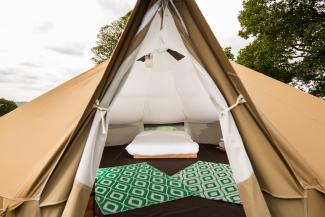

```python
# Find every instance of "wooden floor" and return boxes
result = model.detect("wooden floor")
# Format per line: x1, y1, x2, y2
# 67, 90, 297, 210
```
95, 144, 246, 217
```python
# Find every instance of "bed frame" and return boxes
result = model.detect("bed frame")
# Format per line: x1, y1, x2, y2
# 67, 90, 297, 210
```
133, 154, 197, 159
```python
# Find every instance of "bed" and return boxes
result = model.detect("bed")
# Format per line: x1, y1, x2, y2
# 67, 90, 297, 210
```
125, 130, 199, 158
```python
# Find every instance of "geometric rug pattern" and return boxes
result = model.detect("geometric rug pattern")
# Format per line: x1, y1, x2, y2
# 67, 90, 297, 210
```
95, 162, 193, 215
171, 161, 241, 204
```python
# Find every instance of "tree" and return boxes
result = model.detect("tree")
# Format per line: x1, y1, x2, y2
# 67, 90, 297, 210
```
91, 11, 132, 64
224, 47, 235, 61
0, 98, 17, 117
237, 0, 325, 97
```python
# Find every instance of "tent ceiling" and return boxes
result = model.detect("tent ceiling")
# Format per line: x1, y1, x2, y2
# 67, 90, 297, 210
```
109, 8, 221, 125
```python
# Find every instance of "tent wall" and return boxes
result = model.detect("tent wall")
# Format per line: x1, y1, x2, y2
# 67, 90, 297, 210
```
0, 61, 107, 217
233, 62, 325, 191
106, 122, 220, 146
40, 114, 94, 216
233, 62, 325, 217
106, 123, 144, 146
261, 190, 325, 217
185, 122, 221, 145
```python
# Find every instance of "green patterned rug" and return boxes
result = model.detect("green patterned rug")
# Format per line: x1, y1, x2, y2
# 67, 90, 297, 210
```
171, 161, 241, 204
95, 162, 193, 215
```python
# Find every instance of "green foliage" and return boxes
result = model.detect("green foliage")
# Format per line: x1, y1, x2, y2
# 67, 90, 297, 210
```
224, 47, 235, 60
237, 0, 325, 97
91, 11, 132, 64
237, 37, 293, 82
0, 98, 17, 117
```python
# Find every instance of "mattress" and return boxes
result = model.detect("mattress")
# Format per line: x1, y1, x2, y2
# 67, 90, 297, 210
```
125, 131, 199, 156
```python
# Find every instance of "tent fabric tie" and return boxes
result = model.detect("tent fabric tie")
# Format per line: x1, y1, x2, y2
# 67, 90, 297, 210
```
220, 94, 246, 117
0, 203, 20, 217
0, 206, 8, 217
93, 100, 110, 134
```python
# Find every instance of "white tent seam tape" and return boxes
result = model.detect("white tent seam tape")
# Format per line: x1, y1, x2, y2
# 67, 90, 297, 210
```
93, 99, 109, 134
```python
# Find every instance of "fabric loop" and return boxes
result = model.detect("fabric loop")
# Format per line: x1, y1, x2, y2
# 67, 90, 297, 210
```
0, 206, 8, 217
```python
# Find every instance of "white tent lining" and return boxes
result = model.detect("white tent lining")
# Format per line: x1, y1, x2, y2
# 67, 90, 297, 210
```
75, 2, 253, 188
109, 7, 220, 125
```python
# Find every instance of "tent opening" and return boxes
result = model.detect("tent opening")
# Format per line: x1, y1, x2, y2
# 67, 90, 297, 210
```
76, 2, 252, 216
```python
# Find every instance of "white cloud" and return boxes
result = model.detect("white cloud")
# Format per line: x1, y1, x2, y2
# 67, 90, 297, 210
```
0, 0, 248, 101
48, 42, 87, 56
34, 22, 54, 33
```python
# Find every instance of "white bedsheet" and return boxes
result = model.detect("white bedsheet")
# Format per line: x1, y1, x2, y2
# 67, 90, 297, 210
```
125, 130, 199, 156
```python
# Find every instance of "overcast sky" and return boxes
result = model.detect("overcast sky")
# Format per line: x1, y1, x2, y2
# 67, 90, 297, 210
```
0, 0, 249, 101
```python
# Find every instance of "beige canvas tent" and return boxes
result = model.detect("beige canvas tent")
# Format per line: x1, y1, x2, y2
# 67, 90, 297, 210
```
0, 0, 324, 217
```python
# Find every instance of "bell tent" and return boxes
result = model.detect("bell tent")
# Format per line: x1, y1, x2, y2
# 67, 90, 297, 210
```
0, 0, 324, 217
